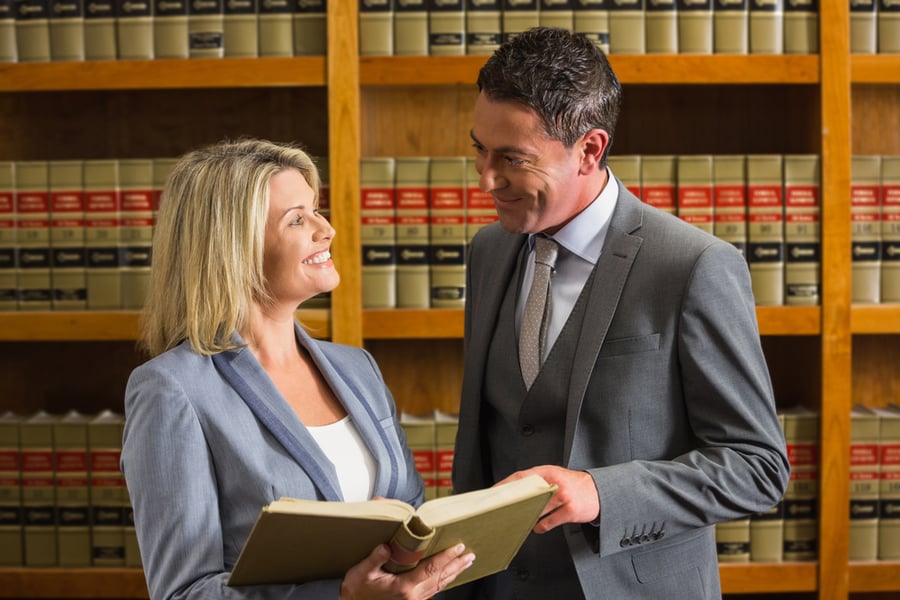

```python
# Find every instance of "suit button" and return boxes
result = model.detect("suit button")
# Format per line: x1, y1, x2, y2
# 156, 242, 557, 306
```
619, 538, 630, 548
521, 425, 535, 436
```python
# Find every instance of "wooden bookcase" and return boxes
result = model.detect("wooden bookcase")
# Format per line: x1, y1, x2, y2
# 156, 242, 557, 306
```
0, 2, 898, 599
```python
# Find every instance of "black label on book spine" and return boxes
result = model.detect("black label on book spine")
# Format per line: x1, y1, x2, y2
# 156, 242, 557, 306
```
50, 0, 84, 17
748, 242, 783, 263
259, 0, 290, 15
677, 0, 710, 9
156, 0, 187, 17
850, 0, 875, 13
430, 244, 465, 266
645, 0, 674, 12
295, 0, 322, 13
884, 242, 900, 262
786, 242, 820, 263
851, 241, 882, 262
749, 0, 781, 12
360, 0, 392, 14
784, 0, 816, 13
501, 0, 536, 11
52, 248, 86, 268
0, 506, 22, 525
19, 248, 51, 269
879, 0, 900, 14
397, 245, 429, 266
24, 506, 57, 526
607, 0, 640, 10
362, 246, 396, 266
15, 0, 51, 20
86, 247, 122, 268
713, 0, 745, 10
850, 499, 879, 520
0, 0, 13, 19
84, 0, 115, 19
122, 246, 152, 267
880, 498, 900, 519
115, 0, 151, 17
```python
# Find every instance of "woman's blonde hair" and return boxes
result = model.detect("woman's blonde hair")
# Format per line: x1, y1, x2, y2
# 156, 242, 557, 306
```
140, 138, 320, 357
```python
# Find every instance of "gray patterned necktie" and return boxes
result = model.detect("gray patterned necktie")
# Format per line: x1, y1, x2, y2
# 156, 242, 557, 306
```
519, 236, 559, 389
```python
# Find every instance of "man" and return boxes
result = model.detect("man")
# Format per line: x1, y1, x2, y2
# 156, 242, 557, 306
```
451, 27, 790, 599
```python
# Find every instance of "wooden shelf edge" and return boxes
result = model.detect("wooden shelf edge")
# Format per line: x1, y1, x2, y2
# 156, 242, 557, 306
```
756, 306, 821, 336
363, 308, 465, 339
851, 304, 900, 333
851, 55, 900, 84
719, 561, 818, 594
0, 568, 148, 599
848, 561, 900, 592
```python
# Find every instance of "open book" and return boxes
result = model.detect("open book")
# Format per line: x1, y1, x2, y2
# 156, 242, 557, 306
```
228, 474, 557, 589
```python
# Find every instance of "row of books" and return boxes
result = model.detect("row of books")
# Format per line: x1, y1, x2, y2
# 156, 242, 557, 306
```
0, 0, 326, 62
852, 0, 900, 54
399, 410, 458, 500
851, 155, 900, 305
0, 409, 140, 568
361, 0, 825, 57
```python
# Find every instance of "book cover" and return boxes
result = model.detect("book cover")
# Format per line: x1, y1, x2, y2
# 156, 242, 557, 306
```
749, 0, 782, 54
783, 154, 820, 306
293, 0, 325, 55
118, 159, 154, 310
464, 0, 500, 55
640, 155, 676, 215
360, 157, 397, 308
154, 0, 189, 58
645, 0, 677, 54
501, 0, 538, 44
428, 157, 466, 308
676, 154, 714, 234
53, 410, 91, 567
48, 0, 85, 60
223, 0, 257, 57
750, 407, 783, 563
573, 0, 610, 53
465, 156, 497, 251
608, 0, 644, 53
433, 410, 457, 498
359, 0, 393, 55
83, 0, 116, 60
873, 404, 900, 560
746, 154, 784, 306
15, 0, 51, 61
395, 0, 428, 55
84, 159, 122, 310
88, 410, 126, 566
15, 161, 51, 311
116, 0, 154, 59
227, 474, 557, 589
713, 0, 748, 54
677, 0, 712, 54
152, 157, 179, 218
712, 154, 747, 258
1, 0, 16, 62
258, 0, 292, 57
539, 0, 574, 31
189, 0, 224, 57
395, 157, 431, 309
850, 0, 877, 54
881, 156, 900, 303
849, 404, 880, 562
49, 160, 86, 310
124, 485, 141, 567
780, 406, 818, 562
607, 154, 641, 198
879, 0, 900, 54
0, 412, 23, 566
850, 155, 882, 304
20, 411, 57, 567
400, 412, 437, 500
715, 518, 749, 563
783, 0, 817, 54
0, 162, 15, 311
428, 0, 464, 55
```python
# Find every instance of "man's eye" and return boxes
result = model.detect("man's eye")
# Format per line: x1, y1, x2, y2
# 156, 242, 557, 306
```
506, 156, 525, 166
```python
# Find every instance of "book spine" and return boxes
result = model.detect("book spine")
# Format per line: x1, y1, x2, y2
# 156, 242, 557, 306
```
189, 0, 224, 57
0, 0, 16, 62
712, 154, 748, 258
359, 0, 393, 55
49, 160, 87, 310
640, 155, 676, 215
749, 502, 784, 562
849, 407, 880, 561
783, 154, 820, 306
878, 411, 900, 560
501, 0, 538, 43
749, 0, 782, 54
360, 157, 397, 308
84, 159, 122, 310
713, 0, 747, 54
715, 517, 750, 563
83, 0, 116, 60
573, 0, 610, 53
48, 0, 85, 60
881, 156, 900, 302
0, 162, 15, 311
124, 485, 141, 566
15, 161, 51, 311
607, 0, 644, 53
258, 0, 292, 56
539, 0, 574, 31
428, 0, 464, 55
154, 0, 189, 58
118, 159, 154, 310
395, 157, 431, 309
54, 414, 91, 567
464, 0, 501, 55
608, 154, 642, 198
428, 157, 466, 308
0, 415, 23, 566
676, 0, 712, 54
879, 0, 900, 54
676, 155, 714, 234
116, 0, 154, 59
223, 0, 257, 57
465, 156, 497, 249
783, 0, 817, 54
15, 0, 51, 61
781, 410, 818, 561
89, 415, 126, 566
747, 154, 784, 306
645, 0, 677, 53
395, 0, 428, 55
850, 155, 882, 304
21, 414, 57, 567
293, 0, 325, 55
434, 411, 457, 497
850, 0, 877, 54
399, 416, 437, 500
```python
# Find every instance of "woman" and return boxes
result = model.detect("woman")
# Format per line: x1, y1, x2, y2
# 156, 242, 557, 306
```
121, 138, 474, 599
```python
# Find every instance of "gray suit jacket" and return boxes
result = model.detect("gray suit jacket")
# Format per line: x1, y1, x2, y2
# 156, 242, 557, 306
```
452, 184, 790, 599
122, 324, 422, 600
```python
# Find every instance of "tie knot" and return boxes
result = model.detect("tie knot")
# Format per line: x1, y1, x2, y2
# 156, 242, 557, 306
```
533, 235, 559, 269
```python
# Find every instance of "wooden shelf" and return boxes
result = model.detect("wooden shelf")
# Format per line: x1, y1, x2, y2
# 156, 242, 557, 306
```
851, 55, 900, 84
848, 561, 900, 592
757, 306, 821, 336
0, 568, 148, 598
851, 304, 900, 334
719, 562, 818, 594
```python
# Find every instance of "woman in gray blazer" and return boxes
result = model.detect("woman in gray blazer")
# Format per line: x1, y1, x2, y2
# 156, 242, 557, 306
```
121, 139, 474, 600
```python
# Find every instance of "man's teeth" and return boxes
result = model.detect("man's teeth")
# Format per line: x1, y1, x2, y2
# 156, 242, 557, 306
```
303, 251, 331, 265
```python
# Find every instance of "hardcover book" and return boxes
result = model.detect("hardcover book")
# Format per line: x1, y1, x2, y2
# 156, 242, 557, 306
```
48, 0, 85, 60
849, 404, 880, 562
715, 518, 749, 563
746, 154, 784, 306
501, 0, 538, 43
433, 410, 457, 498
879, 0, 900, 54
359, 0, 393, 55
713, 0, 748, 54
400, 412, 437, 500
640, 155, 676, 215
223, 0, 257, 58
395, 0, 428, 55
749, 0, 782, 54
882, 156, 900, 303
608, 0, 644, 53
677, 0, 712, 54
750, 412, 784, 562
54, 410, 92, 567
0, 162, 15, 311
360, 157, 397, 308
783, 154, 820, 306
15, 161, 51, 311
850, 0, 877, 54
15, 0, 52, 61
872, 404, 900, 560
850, 155, 882, 304
645, 0, 677, 54
676, 154, 714, 234
712, 155, 747, 257
0, 412, 23, 566
573, 0, 610, 53
607, 154, 641, 198
88, 410, 127, 566
49, 160, 86, 310
154, 0, 189, 58
118, 159, 154, 310
116, 0, 154, 59
84, 159, 122, 310
20, 411, 57, 567
258, 0, 292, 57
464, 0, 500, 55
395, 157, 431, 309
782, 0, 817, 54
227, 474, 557, 589
83, 0, 116, 60
780, 406, 818, 562
539, 0, 574, 31
293, 0, 326, 55
464, 156, 497, 250
1, 0, 16, 62
189, 0, 224, 57
428, 0, 464, 55
428, 157, 466, 308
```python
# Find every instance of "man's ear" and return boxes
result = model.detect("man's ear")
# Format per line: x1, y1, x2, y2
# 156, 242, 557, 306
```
578, 129, 610, 175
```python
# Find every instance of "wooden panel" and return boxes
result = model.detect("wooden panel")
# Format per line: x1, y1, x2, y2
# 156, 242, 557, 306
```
364, 309, 464, 338
0, 568, 147, 599
851, 56, 900, 84
719, 562, 818, 594
852, 335, 900, 406
851, 85, 900, 156
852, 305, 900, 334
849, 562, 900, 592
365, 339, 463, 415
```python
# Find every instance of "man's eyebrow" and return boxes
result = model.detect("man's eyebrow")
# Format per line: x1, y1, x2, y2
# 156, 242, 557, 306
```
469, 130, 536, 158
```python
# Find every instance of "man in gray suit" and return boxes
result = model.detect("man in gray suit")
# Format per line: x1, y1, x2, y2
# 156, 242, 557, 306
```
451, 27, 790, 599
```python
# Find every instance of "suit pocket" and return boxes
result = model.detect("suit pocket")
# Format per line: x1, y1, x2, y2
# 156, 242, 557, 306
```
598, 333, 660, 358
630, 527, 712, 584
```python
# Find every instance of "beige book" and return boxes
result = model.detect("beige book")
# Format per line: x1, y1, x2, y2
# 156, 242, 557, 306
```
881, 156, 900, 302
872, 404, 900, 560
124, 486, 141, 567
539, 0, 574, 31
608, 154, 641, 198
54, 410, 92, 567
849, 404, 880, 561
15, 0, 51, 61
152, 157, 179, 220
501, 0, 538, 43
428, 157, 466, 308
83, 0, 116, 60
116, 0, 154, 59
676, 155, 714, 234
574, 0, 610, 53
464, 0, 500, 55
0, 162, 15, 311
879, 0, 900, 53
49, 160, 86, 310
154, 0, 190, 59
850, 155, 882, 304
49, 0, 85, 60
780, 406, 818, 561
189, 0, 225, 57
361, 157, 397, 309
359, 0, 394, 55
715, 518, 749, 563
750, 411, 784, 562
293, 0, 326, 55
783, 154, 820, 306
608, 0, 645, 53
395, 0, 428, 55
228, 474, 557, 589
0, 412, 23, 566
713, 0, 748, 54
783, 0, 817, 54
119, 159, 154, 310
465, 156, 497, 246
433, 410, 458, 498
1, 0, 16, 62
15, 161, 51, 311
712, 155, 747, 257
400, 412, 437, 501
84, 159, 122, 310
850, 0, 877, 54
645, 0, 677, 53
428, 0, 464, 55
746, 154, 784, 306
223, 0, 257, 57
640, 155, 676, 215
749, 0, 782, 54
258, 0, 292, 57
395, 157, 431, 309
88, 410, 127, 566
20, 411, 57, 567
678, 0, 712, 54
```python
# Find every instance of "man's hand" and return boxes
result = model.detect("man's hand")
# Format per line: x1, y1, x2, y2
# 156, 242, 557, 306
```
497, 465, 600, 534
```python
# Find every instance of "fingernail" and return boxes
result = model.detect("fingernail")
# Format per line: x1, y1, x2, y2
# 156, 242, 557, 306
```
454, 543, 466, 555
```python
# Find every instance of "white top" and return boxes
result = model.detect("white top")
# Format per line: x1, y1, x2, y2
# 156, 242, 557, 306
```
307, 416, 377, 502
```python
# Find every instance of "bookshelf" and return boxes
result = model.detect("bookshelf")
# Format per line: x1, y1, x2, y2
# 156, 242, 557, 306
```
0, 4, 898, 600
